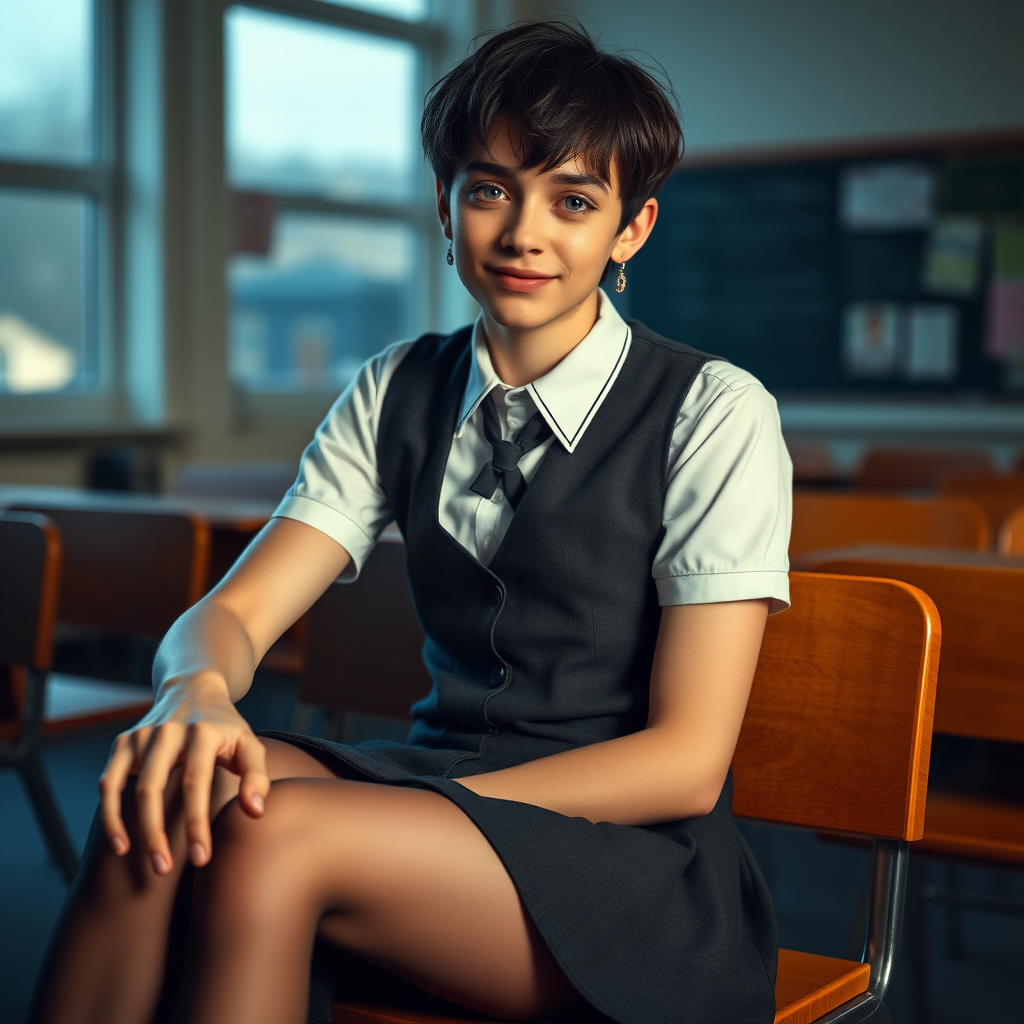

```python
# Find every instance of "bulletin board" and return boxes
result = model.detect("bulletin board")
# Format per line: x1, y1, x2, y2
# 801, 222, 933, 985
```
629, 132, 1024, 397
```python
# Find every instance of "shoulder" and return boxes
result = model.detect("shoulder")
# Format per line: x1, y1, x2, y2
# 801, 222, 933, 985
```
678, 358, 780, 433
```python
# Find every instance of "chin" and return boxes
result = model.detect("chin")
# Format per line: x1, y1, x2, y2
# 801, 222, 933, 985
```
481, 290, 586, 332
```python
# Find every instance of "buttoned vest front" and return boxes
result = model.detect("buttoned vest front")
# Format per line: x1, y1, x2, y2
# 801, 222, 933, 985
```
376, 320, 711, 776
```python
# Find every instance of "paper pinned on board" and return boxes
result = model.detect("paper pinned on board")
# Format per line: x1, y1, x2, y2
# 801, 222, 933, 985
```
987, 281, 1024, 359
843, 303, 900, 376
986, 223, 1024, 358
840, 163, 936, 229
906, 305, 958, 381
921, 218, 984, 296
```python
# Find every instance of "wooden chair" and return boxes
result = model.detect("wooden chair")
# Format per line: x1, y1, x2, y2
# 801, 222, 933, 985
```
300, 558, 941, 1024
998, 504, 1024, 556
790, 491, 990, 560
298, 534, 430, 736
7, 502, 210, 791
801, 548, 1024, 1019
0, 511, 78, 883
854, 447, 993, 492
941, 473, 1024, 545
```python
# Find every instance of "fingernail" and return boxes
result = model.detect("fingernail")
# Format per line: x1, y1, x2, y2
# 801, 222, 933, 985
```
112, 836, 127, 855
153, 853, 170, 875
190, 842, 207, 866
251, 794, 264, 814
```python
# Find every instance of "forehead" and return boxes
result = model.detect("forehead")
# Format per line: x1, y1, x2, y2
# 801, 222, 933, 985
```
458, 117, 619, 192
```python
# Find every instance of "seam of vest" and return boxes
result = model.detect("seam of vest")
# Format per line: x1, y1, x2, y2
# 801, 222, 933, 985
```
627, 326, 713, 498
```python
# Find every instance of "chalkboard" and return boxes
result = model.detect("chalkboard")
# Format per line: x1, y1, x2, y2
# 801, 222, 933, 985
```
629, 136, 1024, 397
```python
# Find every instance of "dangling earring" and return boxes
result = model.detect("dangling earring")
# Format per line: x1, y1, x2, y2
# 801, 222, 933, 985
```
615, 262, 627, 293
446, 243, 454, 266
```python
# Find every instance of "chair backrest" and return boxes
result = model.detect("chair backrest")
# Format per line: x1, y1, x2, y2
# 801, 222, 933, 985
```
941, 473, 1024, 543
854, 447, 993, 491
802, 551, 1024, 745
9, 503, 210, 637
790, 491, 990, 558
999, 504, 1024, 556
0, 512, 60, 670
733, 572, 940, 840
300, 535, 431, 719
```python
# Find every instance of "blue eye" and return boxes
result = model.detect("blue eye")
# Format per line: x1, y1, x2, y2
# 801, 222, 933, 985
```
563, 195, 592, 213
470, 184, 506, 202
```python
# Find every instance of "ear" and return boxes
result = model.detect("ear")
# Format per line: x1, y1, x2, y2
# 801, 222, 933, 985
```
436, 178, 453, 241
611, 198, 658, 264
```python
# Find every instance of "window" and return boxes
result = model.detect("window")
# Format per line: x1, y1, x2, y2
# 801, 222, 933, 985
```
0, 0, 110, 399
224, 3, 434, 394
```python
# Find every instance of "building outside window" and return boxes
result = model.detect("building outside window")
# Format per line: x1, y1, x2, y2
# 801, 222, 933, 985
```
224, 0, 435, 394
0, 0, 111, 402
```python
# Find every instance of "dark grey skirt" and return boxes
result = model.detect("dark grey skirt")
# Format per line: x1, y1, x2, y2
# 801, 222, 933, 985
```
261, 731, 778, 1024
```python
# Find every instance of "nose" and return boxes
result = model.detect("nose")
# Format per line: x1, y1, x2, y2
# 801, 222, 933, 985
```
500, 196, 544, 255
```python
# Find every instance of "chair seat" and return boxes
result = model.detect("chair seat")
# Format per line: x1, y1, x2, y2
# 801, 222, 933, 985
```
328, 948, 870, 1024
42, 673, 153, 735
773, 949, 870, 1024
916, 790, 1024, 866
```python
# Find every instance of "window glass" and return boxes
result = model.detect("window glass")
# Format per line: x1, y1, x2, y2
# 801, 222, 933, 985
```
0, 0, 94, 164
0, 189, 94, 394
321, 0, 429, 21
229, 212, 417, 392
225, 7, 419, 201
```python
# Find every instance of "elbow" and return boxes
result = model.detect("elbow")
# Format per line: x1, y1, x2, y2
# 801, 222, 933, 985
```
683, 768, 729, 819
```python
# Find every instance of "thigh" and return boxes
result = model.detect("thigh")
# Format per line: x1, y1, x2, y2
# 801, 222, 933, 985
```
207, 736, 339, 818
217, 777, 582, 1021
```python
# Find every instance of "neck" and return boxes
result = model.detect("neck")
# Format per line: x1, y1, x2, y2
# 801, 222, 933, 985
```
482, 291, 601, 388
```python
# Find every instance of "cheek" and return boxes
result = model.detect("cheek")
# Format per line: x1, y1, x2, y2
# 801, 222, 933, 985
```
560, 225, 616, 279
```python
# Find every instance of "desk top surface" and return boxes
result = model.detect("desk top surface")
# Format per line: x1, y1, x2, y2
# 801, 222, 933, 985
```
0, 485, 278, 529
796, 543, 1024, 571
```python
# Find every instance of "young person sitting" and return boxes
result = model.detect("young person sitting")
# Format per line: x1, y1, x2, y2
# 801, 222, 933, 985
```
30, 21, 791, 1024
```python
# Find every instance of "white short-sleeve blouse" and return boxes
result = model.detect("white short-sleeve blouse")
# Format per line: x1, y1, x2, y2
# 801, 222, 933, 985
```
274, 289, 793, 613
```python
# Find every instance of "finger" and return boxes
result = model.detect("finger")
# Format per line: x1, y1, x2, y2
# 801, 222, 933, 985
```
181, 722, 223, 867
135, 723, 187, 874
234, 733, 270, 818
98, 731, 138, 854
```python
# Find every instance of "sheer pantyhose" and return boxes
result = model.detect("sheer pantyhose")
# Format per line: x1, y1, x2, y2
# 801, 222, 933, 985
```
29, 738, 582, 1024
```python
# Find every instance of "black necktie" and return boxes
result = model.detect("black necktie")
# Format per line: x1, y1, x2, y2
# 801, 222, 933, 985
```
469, 396, 552, 510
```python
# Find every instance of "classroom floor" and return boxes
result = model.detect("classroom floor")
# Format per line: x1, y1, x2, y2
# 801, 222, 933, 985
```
2, 674, 1021, 1024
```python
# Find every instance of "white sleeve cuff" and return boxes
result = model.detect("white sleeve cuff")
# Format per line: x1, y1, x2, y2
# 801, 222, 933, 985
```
272, 494, 375, 581
655, 570, 791, 615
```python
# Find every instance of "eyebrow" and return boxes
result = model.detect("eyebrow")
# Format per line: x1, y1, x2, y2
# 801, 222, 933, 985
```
462, 160, 610, 194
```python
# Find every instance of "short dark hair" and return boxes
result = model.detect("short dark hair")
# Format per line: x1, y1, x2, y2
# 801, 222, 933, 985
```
421, 21, 683, 230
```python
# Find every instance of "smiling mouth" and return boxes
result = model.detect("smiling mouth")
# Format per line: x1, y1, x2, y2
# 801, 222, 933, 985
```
486, 266, 556, 292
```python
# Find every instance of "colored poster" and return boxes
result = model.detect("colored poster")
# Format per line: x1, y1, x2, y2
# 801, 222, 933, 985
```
843, 303, 900, 376
986, 280, 1024, 359
921, 218, 983, 296
986, 223, 1024, 358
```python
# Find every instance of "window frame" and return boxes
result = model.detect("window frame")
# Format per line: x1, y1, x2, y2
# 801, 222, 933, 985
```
224, 0, 444, 405
0, 0, 123, 421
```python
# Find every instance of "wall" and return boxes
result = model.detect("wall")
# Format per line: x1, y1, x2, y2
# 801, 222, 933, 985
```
520, 0, 1024, 469
523, 0, 1024, 153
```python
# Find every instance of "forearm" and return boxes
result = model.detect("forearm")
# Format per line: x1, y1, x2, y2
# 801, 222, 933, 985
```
152, 598, 257, 704
455, 723, 727, 826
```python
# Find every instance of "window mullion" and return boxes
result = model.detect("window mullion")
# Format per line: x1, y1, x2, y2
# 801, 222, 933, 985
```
259, 190, 434, 227
0, 161, 112, 197
238, 0, 440, 45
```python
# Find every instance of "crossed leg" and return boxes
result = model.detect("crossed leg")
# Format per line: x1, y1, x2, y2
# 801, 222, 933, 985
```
30, 738, 581, 1024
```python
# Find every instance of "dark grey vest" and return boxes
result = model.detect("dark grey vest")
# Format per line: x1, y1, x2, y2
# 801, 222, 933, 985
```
376, 321, 711, 777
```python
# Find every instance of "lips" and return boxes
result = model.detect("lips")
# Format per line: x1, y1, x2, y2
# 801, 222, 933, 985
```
486, 265, 556, 292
